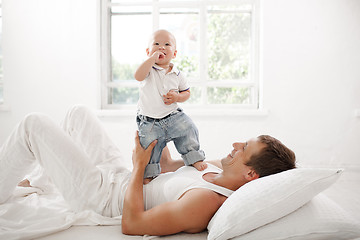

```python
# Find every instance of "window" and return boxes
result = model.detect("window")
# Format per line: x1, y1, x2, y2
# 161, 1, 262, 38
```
0, 0, 3, 105
100, 0, 260, 111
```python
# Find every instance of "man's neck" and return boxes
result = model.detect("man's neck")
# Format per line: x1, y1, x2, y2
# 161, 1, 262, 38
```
203, 172, 245, 191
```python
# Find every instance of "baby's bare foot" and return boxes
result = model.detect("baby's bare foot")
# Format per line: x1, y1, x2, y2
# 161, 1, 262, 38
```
193, 161, 208, 171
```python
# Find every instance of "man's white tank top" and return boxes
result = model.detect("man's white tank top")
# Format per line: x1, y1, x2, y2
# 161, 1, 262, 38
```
142, 163, 234, 210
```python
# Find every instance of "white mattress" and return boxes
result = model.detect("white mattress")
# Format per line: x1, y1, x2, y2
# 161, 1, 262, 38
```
321, 168, 360, 220
35, 167, 360, 240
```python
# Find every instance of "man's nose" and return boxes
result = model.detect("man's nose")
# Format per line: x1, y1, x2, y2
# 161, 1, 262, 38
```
233, 142, 244, 149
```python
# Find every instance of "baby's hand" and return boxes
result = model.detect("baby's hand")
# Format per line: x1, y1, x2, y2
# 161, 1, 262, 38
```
151, 51, 165, 61
163, 90, 179, 105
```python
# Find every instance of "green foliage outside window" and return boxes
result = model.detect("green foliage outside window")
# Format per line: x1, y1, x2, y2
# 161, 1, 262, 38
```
207, 8, 250, 81
110, 7, 252, 105
208, 87, 250, 104
110, 87, 139, 104
112, 57, 137, 82
172, 56, 197, 78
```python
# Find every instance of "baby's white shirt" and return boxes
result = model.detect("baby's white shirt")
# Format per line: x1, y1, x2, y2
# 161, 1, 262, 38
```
137, 63, 190, 119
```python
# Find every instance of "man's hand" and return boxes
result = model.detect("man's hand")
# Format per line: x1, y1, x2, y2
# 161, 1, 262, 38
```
132, 131, 157, 169
163, 90, 179, 105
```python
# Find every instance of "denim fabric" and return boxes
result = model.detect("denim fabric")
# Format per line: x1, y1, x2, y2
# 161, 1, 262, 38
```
137, 110, 205, 178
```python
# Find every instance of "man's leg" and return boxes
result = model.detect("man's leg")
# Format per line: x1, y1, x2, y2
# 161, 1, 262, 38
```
61, 105, 127, 171
0, 113, 111, 214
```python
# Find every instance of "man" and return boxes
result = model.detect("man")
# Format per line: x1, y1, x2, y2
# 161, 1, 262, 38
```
0, 105, 296, 236
122, 132, 295, 235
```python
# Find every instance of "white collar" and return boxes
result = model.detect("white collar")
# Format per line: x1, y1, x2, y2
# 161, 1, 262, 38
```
152, 63, 181, 76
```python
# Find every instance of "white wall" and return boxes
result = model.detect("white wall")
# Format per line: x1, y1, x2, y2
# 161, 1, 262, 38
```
1, 0, 359, 169
0, 0, 99, 128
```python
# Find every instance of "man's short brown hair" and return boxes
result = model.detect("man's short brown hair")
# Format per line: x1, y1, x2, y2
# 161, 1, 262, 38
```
246, 135, 296, 178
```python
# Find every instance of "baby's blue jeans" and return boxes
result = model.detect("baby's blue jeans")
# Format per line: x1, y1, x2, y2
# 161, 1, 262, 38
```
136, 109, 205, 178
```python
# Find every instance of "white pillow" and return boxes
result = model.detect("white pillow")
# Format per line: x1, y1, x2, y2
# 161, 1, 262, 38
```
207, 168, 343, 240
233, 193, 360, 240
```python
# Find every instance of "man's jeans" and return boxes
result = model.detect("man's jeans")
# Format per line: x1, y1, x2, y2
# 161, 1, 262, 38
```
137, 110, 205, 178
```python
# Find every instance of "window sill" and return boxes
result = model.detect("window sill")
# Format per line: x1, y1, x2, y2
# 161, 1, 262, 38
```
96, 106, 268, 118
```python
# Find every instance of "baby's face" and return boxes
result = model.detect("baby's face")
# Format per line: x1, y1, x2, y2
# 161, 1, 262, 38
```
147, 30, 177, 64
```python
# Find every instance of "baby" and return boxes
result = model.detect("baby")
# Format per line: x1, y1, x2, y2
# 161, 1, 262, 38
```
134, 29, 207, 182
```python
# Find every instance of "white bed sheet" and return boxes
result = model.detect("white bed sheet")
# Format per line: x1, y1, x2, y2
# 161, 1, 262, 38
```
40, 168, 360, 240
1, 168, 359, 240
321, 168, 360, 221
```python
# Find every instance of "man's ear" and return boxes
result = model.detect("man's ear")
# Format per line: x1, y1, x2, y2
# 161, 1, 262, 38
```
246, 169, 259, 181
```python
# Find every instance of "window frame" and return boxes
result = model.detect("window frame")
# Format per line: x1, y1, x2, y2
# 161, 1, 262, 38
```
100, 0, 261, 113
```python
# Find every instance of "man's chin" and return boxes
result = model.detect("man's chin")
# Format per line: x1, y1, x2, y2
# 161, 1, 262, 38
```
221, 154, 234, 165
220, 157, 228, 165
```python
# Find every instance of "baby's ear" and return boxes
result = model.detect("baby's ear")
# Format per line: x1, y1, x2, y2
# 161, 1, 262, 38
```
172, 50, 177, 59
146, 48, 150, 56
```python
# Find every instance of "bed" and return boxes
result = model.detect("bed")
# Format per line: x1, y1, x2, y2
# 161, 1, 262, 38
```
1, 164, 359, 240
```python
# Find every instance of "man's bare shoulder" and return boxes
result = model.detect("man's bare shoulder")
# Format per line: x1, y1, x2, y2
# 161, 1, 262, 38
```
178, 188, 227, 233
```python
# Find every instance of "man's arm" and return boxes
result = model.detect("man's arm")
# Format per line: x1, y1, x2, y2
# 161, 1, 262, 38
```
123, 188, 223, 236
160, 146, 223, 173
122, 132, 224, 236
160, 146, 185, 173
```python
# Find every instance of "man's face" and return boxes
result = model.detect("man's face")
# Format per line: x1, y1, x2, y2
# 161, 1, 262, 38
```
221, 138, 265, 176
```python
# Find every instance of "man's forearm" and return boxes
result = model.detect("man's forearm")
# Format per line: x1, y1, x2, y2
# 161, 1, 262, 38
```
122, 167, 145, 233
124, 167, 144, 212
122, 134, 157, 235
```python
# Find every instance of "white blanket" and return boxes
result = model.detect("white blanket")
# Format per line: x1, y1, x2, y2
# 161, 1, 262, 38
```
0, 186, 122, 240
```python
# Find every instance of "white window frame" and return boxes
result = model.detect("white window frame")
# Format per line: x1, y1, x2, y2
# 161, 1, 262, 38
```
100, 0, 262, 115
